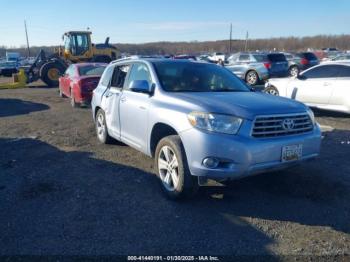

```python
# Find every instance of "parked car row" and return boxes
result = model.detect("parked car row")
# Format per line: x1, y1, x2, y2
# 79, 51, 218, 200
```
225, 52, 320, 85
0, 61, 18, 77
57, 57, 323, 199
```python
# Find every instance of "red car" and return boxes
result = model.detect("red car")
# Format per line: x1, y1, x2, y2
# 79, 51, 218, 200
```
59, 63, 107, 107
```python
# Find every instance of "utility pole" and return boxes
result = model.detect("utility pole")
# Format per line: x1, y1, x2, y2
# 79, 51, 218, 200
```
229, 23, 232, 54
24, 20, 31, 57
244, 31, 249, 52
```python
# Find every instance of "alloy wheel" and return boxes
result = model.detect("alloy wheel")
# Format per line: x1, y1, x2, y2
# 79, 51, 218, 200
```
158, 146, 179, 191
96, 113, 106, 141
247, 71, 258, 85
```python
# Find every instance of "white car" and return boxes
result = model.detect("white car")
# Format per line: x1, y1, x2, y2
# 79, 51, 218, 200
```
208, 52, 225, 62
264, 63, 350, 114
321, 54, 350, 64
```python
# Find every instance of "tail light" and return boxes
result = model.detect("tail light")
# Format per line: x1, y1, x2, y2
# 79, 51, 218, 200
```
263, 62, 271, 69
301, 58, 309, 65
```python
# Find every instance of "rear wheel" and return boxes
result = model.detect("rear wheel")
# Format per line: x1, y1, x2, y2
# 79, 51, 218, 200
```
155, 135, 198, 200
40, 61, 66, 87
70, 89, 78, 108
265, 86, 279, 96
59, 87, 65, 98
245, 70, 259, 86
95, 109, 113, 144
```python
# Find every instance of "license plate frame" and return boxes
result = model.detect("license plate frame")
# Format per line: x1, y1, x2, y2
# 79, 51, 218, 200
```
281, 144, 303, 162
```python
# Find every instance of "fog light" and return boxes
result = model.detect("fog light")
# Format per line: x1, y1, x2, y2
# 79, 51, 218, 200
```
203, 157, 219, 169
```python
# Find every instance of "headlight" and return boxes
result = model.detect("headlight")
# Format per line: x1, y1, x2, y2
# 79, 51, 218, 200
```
307, 108, 315, 125
188, 112, 243, 135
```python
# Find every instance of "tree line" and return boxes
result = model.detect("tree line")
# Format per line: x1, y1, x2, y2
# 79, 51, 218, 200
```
1, 34, 350, 58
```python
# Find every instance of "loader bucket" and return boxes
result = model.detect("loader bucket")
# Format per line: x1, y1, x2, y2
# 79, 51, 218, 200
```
0, 69, 28, 89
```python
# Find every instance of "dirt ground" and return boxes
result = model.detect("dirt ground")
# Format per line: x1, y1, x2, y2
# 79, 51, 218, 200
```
0, 83, 350, 259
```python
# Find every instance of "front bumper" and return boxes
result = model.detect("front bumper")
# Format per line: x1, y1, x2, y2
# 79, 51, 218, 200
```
180, 123, 322, 179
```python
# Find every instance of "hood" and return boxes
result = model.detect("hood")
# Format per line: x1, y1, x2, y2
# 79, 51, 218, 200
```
170, 91, 307, 120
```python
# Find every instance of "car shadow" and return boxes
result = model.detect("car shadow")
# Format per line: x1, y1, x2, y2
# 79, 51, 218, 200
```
1, 130, 349, 256
0, 98, 50, 118
194, 128, 350, 235
0, 137, 276, 257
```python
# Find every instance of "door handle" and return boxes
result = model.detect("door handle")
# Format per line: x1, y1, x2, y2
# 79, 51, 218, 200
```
323, 82, 331, 86
120, 97, 126, 102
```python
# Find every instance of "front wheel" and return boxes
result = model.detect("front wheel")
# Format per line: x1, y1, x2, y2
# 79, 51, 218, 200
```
264, 86, 279, 96
289, 66, 299, 77
40, 61, 66, 87
155, 135, 198, 200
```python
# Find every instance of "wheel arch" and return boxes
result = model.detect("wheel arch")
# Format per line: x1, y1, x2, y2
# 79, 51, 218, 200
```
245, 69, 260, 81
150, 123, 179, 157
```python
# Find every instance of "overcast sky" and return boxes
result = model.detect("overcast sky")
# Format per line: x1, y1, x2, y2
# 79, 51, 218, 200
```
0, 0, 349, 47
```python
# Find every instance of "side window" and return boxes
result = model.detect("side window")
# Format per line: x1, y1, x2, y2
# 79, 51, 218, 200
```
125, 63, 152, 90
100, 66, 114, 86
228, 54, 239, 63
335, 65, 350, 78
110, 65, 130, 88
239, 54, 250, 62
302, 65, 338, 79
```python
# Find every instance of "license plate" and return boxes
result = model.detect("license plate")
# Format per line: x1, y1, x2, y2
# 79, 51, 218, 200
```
282, 144, 303, 162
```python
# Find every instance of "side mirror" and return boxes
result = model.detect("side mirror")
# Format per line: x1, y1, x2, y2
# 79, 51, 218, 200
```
129, 80, 151, 94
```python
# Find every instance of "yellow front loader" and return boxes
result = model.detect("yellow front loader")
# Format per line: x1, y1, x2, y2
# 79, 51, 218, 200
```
7, 31, 118, 88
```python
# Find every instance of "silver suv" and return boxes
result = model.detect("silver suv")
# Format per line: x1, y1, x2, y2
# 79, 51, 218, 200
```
92, 58, 321, 200
226, 52, 269, 85
226, 52, 289, 85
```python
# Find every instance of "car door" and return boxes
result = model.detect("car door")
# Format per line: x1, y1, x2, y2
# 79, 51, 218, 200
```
227, 54, 250, 78
288, 65, 337, 105
119, 62, 153, 152
329, 65, 350, 108
102, 64, 130, 138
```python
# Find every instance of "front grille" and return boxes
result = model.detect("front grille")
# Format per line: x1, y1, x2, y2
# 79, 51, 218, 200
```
252, 113, 313, 138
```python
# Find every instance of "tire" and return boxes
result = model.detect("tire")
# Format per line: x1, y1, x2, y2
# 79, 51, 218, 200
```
59, 87, 65, 98
245, 70, 259, 86
70, 88, 79, 108
264, 86, 279, 96
40, 61, 66, 87
155, 135, 198, 200
95, 109, 113, 144
289, 66, 299, 77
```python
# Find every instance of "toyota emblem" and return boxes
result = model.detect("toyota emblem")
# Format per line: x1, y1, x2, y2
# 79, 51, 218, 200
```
282, 119, 295, 130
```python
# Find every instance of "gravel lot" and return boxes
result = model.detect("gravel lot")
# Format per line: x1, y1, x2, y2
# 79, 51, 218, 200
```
0, 83, 349, 259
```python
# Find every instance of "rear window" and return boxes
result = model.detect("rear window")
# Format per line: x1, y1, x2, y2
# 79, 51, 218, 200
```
302, 53, 318, 61
253, 54, 268, 62
267, 54, 287, 62
78, 65, 106, 76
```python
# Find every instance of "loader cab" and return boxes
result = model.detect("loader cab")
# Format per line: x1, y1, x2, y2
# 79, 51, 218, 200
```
63, 31, 92, 60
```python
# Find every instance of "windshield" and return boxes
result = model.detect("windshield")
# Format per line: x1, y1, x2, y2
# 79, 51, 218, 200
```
152, 61, 250, 92
78, 65, 106, 76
